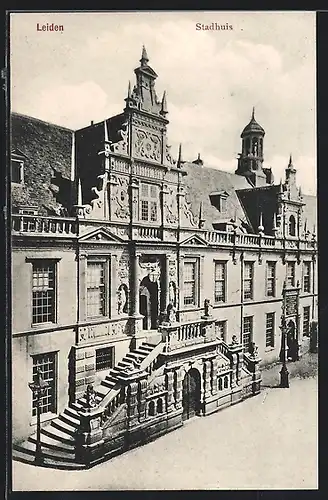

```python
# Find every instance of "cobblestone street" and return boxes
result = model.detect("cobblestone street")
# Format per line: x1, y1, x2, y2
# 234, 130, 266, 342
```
12, 352, 318, 491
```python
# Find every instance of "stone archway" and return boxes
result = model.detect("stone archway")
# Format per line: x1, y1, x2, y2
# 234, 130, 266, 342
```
182, 368, 201, 421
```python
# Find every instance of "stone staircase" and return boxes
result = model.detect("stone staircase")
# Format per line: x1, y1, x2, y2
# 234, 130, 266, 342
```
13, 342, 158, 469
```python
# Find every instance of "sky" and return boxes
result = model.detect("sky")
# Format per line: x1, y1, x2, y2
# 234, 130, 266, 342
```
10, 11, 316, 194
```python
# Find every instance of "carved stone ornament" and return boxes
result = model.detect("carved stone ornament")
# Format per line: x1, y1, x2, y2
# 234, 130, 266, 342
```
134, 129, 161, 162
110, 175, 130, 220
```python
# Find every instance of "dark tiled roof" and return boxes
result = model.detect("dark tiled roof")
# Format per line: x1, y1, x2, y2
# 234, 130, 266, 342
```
241, 115, 265, 138
302, 194, 317, 232
11, 113, 73, 215
182, 162, 254, 231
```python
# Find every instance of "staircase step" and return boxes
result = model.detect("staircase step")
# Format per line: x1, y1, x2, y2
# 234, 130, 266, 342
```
13, 447, 85, 470
59, 412, 80, 428
69, 401, 83, 412
51, 419, 77, 437
101, 379, 116, 389
18, 440, 76, 463
28, 434, 75, 453
64, 406, 80, 419
42, 426, 75, 445
142, 342, 157, 348
125, 353, 142, 361
137, 345, 154, 352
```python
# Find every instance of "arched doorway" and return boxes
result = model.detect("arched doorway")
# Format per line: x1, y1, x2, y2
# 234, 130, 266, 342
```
139, 276, 158, 330
287, 319, 298, 361
182, 368, 201, 421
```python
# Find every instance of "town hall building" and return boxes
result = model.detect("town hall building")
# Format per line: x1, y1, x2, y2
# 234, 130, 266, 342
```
11, 47, 317, 468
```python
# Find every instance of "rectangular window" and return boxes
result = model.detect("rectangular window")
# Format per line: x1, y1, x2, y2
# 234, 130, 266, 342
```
32, 352, 56, 416
183, 261, 197, 306
243, 316, 253, 352
303, 306, 311, 336
303, 262, 311, 293
266, 262, 276, 297
215, 320, 227, 342
11, 159, 23, 184
243, 262, 254, 300
96, 346, 115, 371
87, 261, 106, 318
32, 261, 56, 324
287, 262, 295, 287
140, 183, 158, 222
214, 261, 226, 303
265, 312, 275, 348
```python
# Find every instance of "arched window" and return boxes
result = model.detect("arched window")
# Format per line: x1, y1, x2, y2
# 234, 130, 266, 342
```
224, 376, 229, 389
289, 215, 296, 236
148, 400, 155, 416
156, 398, 163, 413
218, 378, 223, 391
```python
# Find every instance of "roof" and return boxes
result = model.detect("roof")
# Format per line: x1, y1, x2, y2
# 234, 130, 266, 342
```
241, 110, 265, 138
182, 162, 254, 231
11, 113, 73, 215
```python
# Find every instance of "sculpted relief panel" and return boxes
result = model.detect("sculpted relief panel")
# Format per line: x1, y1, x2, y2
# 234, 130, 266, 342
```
164, 185, 178, 225
109, 175, 130, 221
133, 128, 162, 163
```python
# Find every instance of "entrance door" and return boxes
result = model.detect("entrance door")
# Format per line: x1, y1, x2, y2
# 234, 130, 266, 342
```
287, 319, 299, 361
139, 276, 158, 330
182, 368, 201, 421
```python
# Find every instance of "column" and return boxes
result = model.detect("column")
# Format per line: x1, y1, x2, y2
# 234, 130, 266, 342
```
161, 255, 170, 315
110, 254, 118, 318
174, 368, 184, 410
203, 360, 212, 399
78, 253, 87, 322
130, 250, 140, 317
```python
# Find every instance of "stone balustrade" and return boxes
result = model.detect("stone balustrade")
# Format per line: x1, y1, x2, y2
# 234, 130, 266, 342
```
11, 214, 316, 252
12, 214, 77, 236
159, 317, 217, 352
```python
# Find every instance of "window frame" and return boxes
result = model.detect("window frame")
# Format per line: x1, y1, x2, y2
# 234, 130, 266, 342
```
243, 261, 254, 301
265, 312, 275, 348
139, 182, 159, 223
86, 258, 110, 319
242, 316, 253, 352
288, 214, 296, 237
286, 261, 296, 288
183, 258, 199, 308
303, 261, 311, 294
95, 346, 115, 371
31, 260, 57, 325
214, 260, 227, 304
266, 261, 276, 298
303, 306, 311, 336
31, 351, 57, 417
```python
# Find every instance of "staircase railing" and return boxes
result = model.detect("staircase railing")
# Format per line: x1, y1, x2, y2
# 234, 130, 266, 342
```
159, 317, 217, 352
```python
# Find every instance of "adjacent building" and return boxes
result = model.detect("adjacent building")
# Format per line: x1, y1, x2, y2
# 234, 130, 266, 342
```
11, 47, 317, 467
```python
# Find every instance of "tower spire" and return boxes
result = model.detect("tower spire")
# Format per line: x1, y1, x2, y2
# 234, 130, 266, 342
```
77, 178, 83, 205
127, 80, 131, 99
251, 106, 255, 120
288, 153, 293, 168
160, 91, 168, 116
140, 45, 149, 66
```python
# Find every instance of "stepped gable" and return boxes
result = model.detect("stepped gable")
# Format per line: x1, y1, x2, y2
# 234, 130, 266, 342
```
182, 161, 253, 231
11, 113, 73, 215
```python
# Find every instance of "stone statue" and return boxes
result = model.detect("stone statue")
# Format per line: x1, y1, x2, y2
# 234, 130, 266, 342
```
85, 384, 97, 409
169, 281, 176, 307
204, 298, 212, 317
166, 302, 177, 324
117, 286, 127, 315
249, 342, 259, 358
231, 335, 239, 345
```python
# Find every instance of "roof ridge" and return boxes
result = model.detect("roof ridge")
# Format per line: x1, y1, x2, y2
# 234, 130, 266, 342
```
11, 111, 74, 132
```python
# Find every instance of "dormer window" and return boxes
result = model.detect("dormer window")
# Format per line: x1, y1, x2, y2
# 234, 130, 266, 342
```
209, 190, 229, 213
11, 158, 24, 184
11, 149, 27, 185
